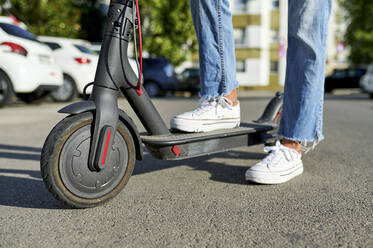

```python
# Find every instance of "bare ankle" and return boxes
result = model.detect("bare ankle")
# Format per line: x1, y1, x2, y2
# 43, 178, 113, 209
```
281, 139, 302, 154
224, 88, 238, 106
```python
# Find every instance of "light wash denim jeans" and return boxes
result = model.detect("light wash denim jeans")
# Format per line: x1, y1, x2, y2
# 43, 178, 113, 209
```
190, 0, 332, 143
190, 0, 239, 97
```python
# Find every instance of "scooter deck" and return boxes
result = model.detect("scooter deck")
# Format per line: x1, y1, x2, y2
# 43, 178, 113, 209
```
141, 122, 275, 160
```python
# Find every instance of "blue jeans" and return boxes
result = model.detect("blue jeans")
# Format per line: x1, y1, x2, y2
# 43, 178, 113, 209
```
190, 0, 332, 142
190, 0, 239, 98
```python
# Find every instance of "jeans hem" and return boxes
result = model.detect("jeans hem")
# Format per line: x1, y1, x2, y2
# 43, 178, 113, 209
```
277, 133, 324, 153
200, 82, 239, 98
277, 134, 324, 143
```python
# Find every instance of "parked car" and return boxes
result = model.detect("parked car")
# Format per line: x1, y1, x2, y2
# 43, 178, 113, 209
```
360, 63, 373, 99
0, 15, 27, 29
142, 57, 177, 97
176, 68, 200, 95
38, 36, 100, 102
89, 42, 101, 55
324, 67, 367, 93
0, 22, 62, 107
39, 37, 139, 101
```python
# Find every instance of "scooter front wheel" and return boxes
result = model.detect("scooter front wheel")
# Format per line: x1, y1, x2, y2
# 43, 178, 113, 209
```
40, 112, 135, 208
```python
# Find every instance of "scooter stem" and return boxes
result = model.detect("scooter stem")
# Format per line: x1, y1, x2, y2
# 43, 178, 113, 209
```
88, 0, 170, 171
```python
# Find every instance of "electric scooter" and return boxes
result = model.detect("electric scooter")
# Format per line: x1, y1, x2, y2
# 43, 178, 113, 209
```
40, 0, 283, 208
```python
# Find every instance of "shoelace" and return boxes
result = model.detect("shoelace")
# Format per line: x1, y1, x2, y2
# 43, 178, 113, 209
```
192, 96, 234, 116
262, 141, 298, 166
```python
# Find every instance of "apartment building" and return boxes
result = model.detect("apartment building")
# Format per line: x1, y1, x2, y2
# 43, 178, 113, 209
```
231, 0, 347, 86
231, 0, 284, 86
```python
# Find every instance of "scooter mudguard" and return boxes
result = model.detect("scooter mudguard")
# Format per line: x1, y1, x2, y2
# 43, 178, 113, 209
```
58, 101, 143, 161
58, 100, 96, 115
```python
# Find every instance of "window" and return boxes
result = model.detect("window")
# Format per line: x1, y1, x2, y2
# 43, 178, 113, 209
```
234, 28, 247, 46
43, 42, 61, 51
185, 69, 199, 78
180, 69, 199, 80
74, 44, 96, 55
234, 0, 248, 12
0, 23, 37, 41
332, 69, 346, 79
347, 69, 366, 78
272, 0, 280, 9
270, 61, 279, 73
270, 30, 279, 43
236, 60, 246, 73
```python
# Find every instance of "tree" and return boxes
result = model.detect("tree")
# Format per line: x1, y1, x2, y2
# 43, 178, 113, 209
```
0, 0, 197, 65
3, 0, 82, 38
341, 0, 373, 64
139, 0, 197, 66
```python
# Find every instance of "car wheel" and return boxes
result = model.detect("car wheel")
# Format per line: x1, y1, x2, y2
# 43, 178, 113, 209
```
370, 93, 373, 99
0, 70, 15, 108
144, 81, 161, 97
51, 75, 78, 102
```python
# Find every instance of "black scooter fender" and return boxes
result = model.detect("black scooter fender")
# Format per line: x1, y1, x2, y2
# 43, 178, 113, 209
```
59, 101, 143, 161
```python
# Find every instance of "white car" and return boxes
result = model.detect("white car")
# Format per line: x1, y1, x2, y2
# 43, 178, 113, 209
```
38, 36, 101, 102
0, 21, 63, 107
360, 63, 373, 99
38, 36, 99, 102
88, 42, 101, 55
0, 15, 27, 29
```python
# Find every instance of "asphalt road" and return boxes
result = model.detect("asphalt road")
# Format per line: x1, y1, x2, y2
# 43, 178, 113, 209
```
0, 91, 372, 248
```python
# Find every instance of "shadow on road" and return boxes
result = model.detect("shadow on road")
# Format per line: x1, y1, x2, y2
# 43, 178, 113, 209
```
0, 143, 265, 209
0, 144, 67, 209
133, 150, 266, 185
0, 144, 41, 161
0, 169, 67, 210
0, 152, 40, 161
0, 144, 42, 153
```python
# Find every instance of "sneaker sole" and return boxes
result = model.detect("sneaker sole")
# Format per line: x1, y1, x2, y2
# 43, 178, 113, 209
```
171, 118, 240, 132
245, 163, 304, 184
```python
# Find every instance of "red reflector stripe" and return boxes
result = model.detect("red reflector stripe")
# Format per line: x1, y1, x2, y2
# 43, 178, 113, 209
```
172, 145, 181, 157
101, 130, 112, 165
274, 111, 282, 124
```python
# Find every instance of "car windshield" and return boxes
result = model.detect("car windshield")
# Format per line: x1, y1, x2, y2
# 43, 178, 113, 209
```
332, 70, 347, 78
43, 42, 62, 51
74, 44, 95, 55
184, 69, 199, 78
0, 23, 37, 41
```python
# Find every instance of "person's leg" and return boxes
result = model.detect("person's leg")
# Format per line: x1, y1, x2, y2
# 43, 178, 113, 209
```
246, 0, 332, 184
279, 0, 332, 148
171, 0, 240, 132
190, 0, 239, 100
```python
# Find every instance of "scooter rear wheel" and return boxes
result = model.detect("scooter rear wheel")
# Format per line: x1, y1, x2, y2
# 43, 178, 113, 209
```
40, 112, 135, 208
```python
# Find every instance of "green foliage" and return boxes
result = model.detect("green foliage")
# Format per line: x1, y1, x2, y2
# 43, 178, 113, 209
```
0, 0, 197, 65
5, 0, 82, 38
140, 0, 197, 65
341, 0, 373, 64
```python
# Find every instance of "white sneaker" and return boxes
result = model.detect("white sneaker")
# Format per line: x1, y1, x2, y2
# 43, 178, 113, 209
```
245, 141, 303, 184
170, 96, 240, 132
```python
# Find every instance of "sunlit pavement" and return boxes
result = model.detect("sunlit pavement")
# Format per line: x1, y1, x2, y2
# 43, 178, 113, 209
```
0, 90, 372, 247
